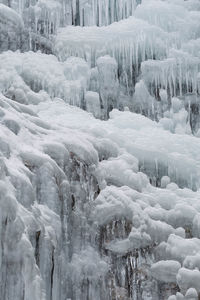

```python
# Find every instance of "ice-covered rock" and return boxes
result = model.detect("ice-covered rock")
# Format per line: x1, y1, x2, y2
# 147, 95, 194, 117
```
185, 288, 198, 300
151, 260, 181, 283
1, 0, 200, 299
177, 268, 200, 294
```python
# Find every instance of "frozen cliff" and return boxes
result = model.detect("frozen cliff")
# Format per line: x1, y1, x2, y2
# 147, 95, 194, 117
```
0, 0, 200, 299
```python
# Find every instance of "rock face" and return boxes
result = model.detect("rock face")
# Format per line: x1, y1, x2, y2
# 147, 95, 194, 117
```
1, 0, 200, 300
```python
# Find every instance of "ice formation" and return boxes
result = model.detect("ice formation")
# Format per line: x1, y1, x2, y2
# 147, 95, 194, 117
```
1, 0, 200, 299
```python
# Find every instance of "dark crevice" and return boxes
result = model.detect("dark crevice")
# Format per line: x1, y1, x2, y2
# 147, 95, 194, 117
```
50, 248, 55, 300
35, 230, 41, 266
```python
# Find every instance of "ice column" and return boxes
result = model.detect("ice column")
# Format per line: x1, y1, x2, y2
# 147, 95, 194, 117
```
97, 55, 119, 118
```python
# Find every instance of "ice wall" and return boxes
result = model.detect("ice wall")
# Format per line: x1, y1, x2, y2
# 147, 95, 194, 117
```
1, 0, 200, 299
54, 0, 200, 127
0, 0, 140, 52
2, 82, 200, 299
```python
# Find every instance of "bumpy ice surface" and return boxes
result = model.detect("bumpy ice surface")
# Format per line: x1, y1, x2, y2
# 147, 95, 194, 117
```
1, 0, 200, 299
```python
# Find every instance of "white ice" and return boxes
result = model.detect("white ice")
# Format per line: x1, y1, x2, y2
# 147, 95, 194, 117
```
1, 0, 200, 299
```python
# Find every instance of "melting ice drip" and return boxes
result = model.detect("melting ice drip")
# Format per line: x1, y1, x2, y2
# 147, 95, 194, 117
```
1, 0, 200, 300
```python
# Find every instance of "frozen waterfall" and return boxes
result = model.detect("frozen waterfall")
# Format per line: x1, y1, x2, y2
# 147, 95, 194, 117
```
1, 0, 200, 300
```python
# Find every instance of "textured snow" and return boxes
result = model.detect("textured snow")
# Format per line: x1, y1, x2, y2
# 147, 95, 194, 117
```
1, 0, 200, 299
